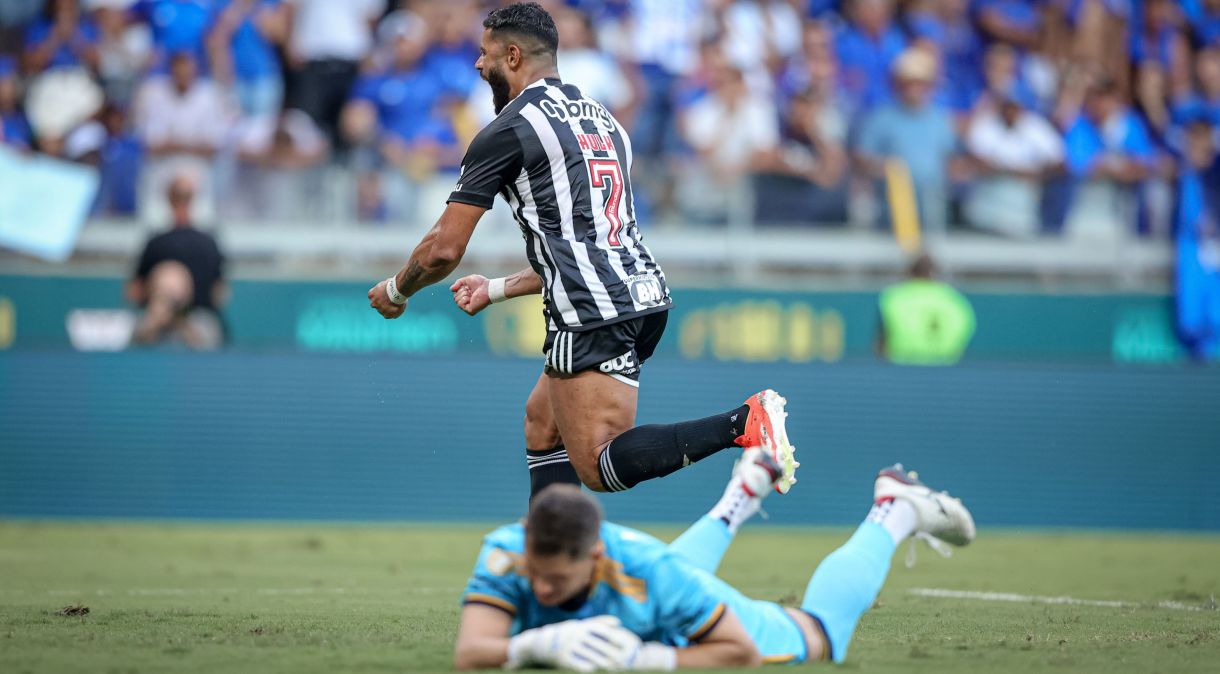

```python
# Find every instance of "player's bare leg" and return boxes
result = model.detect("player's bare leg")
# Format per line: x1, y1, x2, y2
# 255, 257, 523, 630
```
548, 372, 796, 493
546, 370, 638, 491
524, 374, 561, 449
523, 374, 580, 500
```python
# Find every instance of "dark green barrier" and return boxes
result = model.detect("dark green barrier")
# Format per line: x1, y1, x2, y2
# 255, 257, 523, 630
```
1, 351, 1217, 529
0, 274, 1186, 362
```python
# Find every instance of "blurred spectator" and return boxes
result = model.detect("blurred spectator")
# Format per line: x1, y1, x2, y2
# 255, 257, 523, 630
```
206, 0, 289, 118
0, 56, 32, 150
876, 252, 975, 365
1069, 0, 1133, 92
22, 0, 100, 73
1060, 77, 1156, 238
964, 90, 1065, 237
971, 43, 1038, 114
133, 0, 215, 73
284, 0, 386, 148
132, 50, 231, 223
1174, 47, 1220, 127
126, 173, 226, 350
779, 19, 836, 99
907, 0, 985, 113
679, 61, 779, 225
807, 0, 840, 18
1134, 57, 1173, 138
752, 83, 849, 224
1130, 0, 1191, 96
1201, 47, 1220, 121
1173, 108, 1220, 359
92, 0, 153, 105
93, 101, 142, 214
416, 2, 480, 100
1182, 0, 1220, 47
624, 0, 704, 218
626, 0, 702, 156
226, 107, 328, 219
555, 8, 634, 120
854, 48, 958, 233
342, 10, 458, 223
835, 0, 906, 115
719, 0, 803, 81
973, 0, 1041, 52
1, 1, 44, 55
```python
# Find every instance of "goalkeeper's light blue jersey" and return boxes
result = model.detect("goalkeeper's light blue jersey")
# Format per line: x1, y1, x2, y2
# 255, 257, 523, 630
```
461, 522, 808, 663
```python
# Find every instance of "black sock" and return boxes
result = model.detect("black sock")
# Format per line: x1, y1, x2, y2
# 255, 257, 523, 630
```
526, 445, 581, 500
597, 404, 750, 492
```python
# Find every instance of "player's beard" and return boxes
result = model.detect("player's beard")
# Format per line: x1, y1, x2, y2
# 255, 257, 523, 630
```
486, 63, 511, 114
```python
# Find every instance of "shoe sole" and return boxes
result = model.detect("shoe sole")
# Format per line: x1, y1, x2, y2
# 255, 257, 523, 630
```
757, 389, 798, 494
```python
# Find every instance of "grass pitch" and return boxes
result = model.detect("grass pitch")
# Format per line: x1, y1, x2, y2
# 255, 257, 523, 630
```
1, 522, 1217, 674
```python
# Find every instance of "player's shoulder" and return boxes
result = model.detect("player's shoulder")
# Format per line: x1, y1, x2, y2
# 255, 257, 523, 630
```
601, 522, 670, 569
481, 521, 526, 552
466, 105, 528, 155
472, 523, 527, 580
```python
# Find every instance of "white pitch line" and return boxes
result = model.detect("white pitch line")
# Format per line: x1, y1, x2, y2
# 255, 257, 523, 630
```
4, 587, 463, 597
908, 588, 1217, 612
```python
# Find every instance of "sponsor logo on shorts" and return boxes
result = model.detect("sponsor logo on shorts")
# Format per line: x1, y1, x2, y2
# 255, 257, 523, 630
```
599, 351, 638, 375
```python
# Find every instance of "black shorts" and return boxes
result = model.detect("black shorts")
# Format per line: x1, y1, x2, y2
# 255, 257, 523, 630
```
542, 311, 669, 387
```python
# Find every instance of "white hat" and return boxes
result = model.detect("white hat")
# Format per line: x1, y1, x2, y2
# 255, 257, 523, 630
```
24, 68, 105, 140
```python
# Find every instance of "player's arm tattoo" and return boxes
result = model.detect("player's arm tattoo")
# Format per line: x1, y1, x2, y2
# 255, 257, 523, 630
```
503, 267, 543, 299
396, 260, 426, 295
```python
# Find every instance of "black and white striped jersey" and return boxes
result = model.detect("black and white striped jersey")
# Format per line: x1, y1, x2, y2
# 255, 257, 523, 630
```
447, 77, 671, 332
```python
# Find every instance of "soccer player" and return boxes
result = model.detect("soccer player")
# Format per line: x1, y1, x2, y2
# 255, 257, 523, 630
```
366, 2, 796, 498
452, 452, 976, 670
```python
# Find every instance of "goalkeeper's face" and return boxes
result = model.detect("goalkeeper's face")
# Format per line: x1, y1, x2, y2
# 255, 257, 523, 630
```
525, 542, 604, 607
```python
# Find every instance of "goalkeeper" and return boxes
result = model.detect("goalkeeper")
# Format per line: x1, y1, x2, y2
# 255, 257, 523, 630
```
453, 449, 975, 670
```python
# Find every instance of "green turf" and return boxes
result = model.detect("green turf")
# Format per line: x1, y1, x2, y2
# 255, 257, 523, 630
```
1, 522, 1217, 673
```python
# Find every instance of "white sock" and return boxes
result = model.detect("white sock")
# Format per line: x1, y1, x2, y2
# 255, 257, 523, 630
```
707, 476, 762, 534
867, 497, 918, 545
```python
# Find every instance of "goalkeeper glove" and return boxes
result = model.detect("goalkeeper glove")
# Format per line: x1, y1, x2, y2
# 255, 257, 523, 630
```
504, 615, 640, 671
554, 615, 642, 672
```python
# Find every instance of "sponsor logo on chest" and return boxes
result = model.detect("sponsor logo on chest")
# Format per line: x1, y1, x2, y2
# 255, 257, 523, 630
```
539, 97, 615, 131
626, 274, 665, 306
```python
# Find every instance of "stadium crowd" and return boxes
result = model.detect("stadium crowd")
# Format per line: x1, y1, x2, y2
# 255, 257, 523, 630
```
0, 0, 1218, 239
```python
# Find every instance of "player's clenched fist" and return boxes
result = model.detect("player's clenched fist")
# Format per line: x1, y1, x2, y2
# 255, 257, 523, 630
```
368, 279, 407, 319
450, 274, 492, 316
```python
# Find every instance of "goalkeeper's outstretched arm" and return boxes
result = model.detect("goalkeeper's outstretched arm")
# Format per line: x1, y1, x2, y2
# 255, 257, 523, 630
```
672, 610, 761, 669
452, 604, 760, 671
453, 604, 513, 670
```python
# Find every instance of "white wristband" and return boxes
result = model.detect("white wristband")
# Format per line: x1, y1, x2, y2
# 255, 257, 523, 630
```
385, 276, 407, 305
487, 277, 509, 304
504, 632, 531, 670
631, 643, 677, 671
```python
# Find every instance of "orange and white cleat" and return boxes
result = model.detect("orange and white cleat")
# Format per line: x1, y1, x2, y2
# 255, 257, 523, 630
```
735, 389, 798, 493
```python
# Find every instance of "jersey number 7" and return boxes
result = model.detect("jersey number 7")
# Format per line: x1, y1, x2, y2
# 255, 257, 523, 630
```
587, 159, 625, 247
